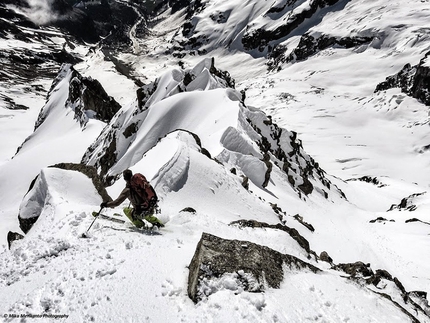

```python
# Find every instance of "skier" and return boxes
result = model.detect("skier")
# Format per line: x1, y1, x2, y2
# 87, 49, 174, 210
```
100, 169, 164, 228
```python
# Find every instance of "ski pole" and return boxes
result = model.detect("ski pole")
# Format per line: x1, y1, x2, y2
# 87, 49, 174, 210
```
82, 207, 103, 238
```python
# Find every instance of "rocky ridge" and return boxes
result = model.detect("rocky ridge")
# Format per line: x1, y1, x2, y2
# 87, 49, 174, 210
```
375, 51, 430, 106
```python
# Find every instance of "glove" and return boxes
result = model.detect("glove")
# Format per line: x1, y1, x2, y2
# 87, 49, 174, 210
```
100, 202, 108, 208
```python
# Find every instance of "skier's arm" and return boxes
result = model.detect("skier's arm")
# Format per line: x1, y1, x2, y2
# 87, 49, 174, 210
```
105, 188, 130, 208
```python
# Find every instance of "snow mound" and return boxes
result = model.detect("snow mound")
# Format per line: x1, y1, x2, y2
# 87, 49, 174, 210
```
18, 167, 102, 235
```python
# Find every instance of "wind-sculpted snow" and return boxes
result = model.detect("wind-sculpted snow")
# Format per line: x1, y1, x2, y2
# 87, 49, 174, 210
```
150, 131, 194, 195
2, 1, 430, 321
82, 58, 342, 201
82, 58, 233, 180
18, 167, 102, 234
0, 64, 105, 227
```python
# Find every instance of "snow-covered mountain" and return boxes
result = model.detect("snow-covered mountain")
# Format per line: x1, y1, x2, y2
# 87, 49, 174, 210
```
1, 0, 430, 322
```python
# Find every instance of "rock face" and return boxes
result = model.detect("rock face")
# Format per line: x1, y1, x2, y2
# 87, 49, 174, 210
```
187, 233, 320, 303
0, 3, 83, 110
388, 192, 426, 212
34, 64, 121, 130
332, 261, 430, 322
242, 0, 341, 52
269, 33, 373, 69
67, 68, 122, 127
375, 51, 430, 106
156, 0, 369, 64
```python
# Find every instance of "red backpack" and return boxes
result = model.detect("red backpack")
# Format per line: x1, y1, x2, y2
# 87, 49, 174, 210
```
129, 173, 158, 209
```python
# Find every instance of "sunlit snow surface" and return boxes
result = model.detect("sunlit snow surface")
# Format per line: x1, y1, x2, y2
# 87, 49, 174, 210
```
1, 0, 430, 322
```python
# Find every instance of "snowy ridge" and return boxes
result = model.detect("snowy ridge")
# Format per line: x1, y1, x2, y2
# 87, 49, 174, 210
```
150, 131, 195, 196
1, 0, 430, 322
18, 167, 101, 234
82, 58, 342, 202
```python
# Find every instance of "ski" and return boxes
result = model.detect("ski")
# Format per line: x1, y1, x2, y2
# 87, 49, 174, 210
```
92, 212, 125, 224
128, 227, 162, 236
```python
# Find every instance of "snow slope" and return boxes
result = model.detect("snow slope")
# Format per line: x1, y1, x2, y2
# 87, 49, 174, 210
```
1, 0, 430, 322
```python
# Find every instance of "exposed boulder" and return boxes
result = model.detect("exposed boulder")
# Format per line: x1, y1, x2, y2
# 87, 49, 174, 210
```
333, 261, 374, 278
187, 233, 320, 303
270, 203, 287, 219
375, 51, 430, 106
7, 231, 24, 250
367, 269, 393, 287
180, 207, 197, 214
319, 251, 333, 264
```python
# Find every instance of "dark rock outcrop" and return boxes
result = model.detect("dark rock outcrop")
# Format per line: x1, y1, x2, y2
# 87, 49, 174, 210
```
405, 218, 430, 226
347, 176, 386, 188
333, 262, 430, 322
180, 207, 197, 214
294, 214, 315, 232
319, 251, 333, 264
7, 231, 24, 250
268, 33, 373, 69
35, 64, 121, 130
333, 261, 374, 278
375, 51, 430, 106
388, 192, 426, 212
230, 219, 315, 256
18, 217, 39, 235
242, 0, 342, 52
187, 233, 320, 303
67, 68, 121, 127
369, 217, 395, 223
247, 117, 341, 197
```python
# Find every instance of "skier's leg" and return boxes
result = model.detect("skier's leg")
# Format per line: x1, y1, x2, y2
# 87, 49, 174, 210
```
123, 207, 145, 228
